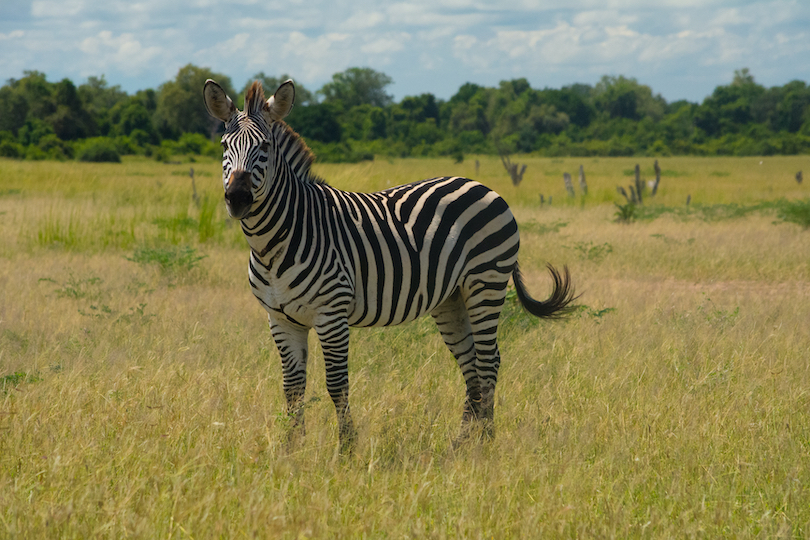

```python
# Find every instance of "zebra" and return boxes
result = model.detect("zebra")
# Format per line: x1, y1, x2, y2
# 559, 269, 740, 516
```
203, 78, 577, 452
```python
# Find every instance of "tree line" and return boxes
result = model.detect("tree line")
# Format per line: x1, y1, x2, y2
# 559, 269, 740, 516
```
1, 64, 809, 163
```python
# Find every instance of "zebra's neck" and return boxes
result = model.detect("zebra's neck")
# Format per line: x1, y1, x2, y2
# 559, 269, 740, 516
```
269, 122, 324, 186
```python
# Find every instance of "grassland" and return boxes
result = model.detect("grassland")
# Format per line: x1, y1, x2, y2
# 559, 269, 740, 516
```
1, 154, 809, 538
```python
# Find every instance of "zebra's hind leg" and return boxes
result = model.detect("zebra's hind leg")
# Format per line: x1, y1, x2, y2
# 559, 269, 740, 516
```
315, 316, 356, 455
270, 318, 310, 447
462, 274, 509, 439
430, 290, 487, 441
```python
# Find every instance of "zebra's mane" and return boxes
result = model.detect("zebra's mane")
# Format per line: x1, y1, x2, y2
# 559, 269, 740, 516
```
243, 80, 325, 186
272, 121, 326, 186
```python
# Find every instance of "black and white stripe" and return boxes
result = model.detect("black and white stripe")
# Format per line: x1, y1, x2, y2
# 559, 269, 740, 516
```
204, 79, 576, 450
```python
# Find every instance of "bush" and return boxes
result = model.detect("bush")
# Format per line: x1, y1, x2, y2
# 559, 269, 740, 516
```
76, 138, 121, 163
24, 145, 47, 161
307, 141, 374, 163
37, 134, 73, 160
0, 139, 24, 159
127, 245, 206, 273
112, 135, 141, 156
172, 133, 219, 157
776, 199, 810, 229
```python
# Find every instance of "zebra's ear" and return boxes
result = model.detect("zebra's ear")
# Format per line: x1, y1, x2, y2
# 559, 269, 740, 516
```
203, 79, 237, 123
264, 80, 295, 122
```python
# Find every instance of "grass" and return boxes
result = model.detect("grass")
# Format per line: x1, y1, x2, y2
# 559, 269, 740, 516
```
1, 155, 809, 537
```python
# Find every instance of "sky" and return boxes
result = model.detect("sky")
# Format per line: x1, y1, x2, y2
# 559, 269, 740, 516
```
1, 0, 809, 104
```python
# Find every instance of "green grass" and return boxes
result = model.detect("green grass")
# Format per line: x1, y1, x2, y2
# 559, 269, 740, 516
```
1, 155, 809, 538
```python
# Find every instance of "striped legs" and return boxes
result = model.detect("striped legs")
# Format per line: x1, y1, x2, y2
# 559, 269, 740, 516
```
432, 274, 508, 440
271, 315, 356, 454
431, 290, 482, 425
315, 315, 356, 455
464, 277, 507, 433
270, 318, 309, 443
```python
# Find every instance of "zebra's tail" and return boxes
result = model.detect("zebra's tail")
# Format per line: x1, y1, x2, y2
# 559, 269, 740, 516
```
512, 263, 579, 319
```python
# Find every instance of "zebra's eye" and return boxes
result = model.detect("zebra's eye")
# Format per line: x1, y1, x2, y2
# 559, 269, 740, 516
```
221, 141, 229, 152
260, 141, 270, 153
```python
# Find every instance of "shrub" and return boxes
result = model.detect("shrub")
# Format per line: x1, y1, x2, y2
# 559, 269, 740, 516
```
76, 138, 121, 163
307, 141, 374, 163
24, 145, 47, 161
0, 139, 24, 159
127, 245, 206, 273
614, 202, 637, 223
37, 134, 73, 160
776, 199, 810, 229
172, 133, 219, 157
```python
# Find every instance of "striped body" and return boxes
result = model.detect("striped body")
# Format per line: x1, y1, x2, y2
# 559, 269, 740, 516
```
246, 172, 518, 329
203, 79, 576, 450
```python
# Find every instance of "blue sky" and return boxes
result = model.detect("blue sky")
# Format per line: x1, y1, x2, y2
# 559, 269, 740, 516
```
1, 0, 808, 103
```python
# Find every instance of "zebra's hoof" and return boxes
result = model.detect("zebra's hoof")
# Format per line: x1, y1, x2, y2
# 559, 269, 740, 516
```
452, 420, 494, 448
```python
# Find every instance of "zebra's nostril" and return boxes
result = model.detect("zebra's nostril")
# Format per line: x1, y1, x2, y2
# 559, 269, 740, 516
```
224, 170, 254, 218
228, 189, 252, 208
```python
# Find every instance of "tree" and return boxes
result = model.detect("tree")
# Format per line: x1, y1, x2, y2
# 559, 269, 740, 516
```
287, 103, 342, 143
694, 70, 764, 136
541, 86, 595, 127
242, 73, 315, 106
593, 75, 664, 121
319, 67, 393, 109
732, 68, 755, 86
78, 75, 128, 136
154, 64, 235, 139
48, 78, 95, 140
0, 85, 28, 135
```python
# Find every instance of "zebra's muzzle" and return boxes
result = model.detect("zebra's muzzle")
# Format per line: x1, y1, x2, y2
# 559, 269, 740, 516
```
225, 170, 254, 219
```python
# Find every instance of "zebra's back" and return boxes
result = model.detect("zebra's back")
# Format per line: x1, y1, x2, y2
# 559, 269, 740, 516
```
322, 176, 520, 328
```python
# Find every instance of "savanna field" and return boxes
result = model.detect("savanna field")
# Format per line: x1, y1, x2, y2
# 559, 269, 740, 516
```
1, 154, 809, 538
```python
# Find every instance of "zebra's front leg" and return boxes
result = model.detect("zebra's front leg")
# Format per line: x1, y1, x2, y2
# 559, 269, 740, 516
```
315, 316, 356, 455
270, 318, 310, 445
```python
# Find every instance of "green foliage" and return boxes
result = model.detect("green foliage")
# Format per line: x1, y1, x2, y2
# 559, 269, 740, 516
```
518, 220, 569, 235
127, 245, 206, 273
2, 66, 810, 164
614, 202, 638, 223
575, 305, 617, 323
288, 103, 343, 143
164, 133, 219, 157
197, 195, 219, 242
154, 64, 234, 140
319, 67, 394, 108
38, 274, 103, 299
775, 198, 810, 228
613, 199, 810, 228
76, 137, 121, 162
566, 241, 614, 262
1, 371, 42, 394
0, 132, 25, 158
499, 287, 541, 336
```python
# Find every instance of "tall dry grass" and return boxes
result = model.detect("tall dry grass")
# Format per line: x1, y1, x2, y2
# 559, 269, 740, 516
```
1, 155, 809, 537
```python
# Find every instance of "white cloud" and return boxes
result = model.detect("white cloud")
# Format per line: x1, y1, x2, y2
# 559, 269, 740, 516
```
0, 31, 25, 40
360, 33, 411, 55
78, 31, 163, 75
342, 11, 387, 31
31, 0, 88, 17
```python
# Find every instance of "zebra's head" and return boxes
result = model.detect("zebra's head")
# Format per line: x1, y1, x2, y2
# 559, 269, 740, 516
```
203, 79, 295, 219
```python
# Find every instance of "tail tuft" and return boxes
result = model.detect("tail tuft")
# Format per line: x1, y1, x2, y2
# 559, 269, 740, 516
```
513, 263, 579, 319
